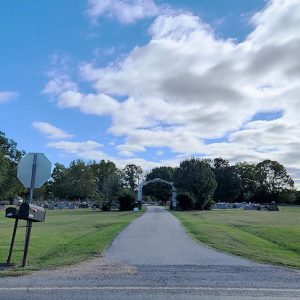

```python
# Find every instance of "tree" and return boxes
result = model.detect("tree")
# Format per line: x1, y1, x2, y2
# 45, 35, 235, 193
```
90, 160, 117, 198
295, 191, 300, 205
254, 160, 294, 203
49, 163, 69, 199
102, 171, 123, 210
143, 166, 175, 205
174, 158, 217, 210
66, 160, 96, 200
0, 131, 26, 200
0, 131, 24, 163
123, 164, 143, 196
235, 162, 257, 202
213, 158, 241, 202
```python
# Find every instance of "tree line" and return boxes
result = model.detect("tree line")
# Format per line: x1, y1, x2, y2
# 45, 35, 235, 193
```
145, 158, 296, 209
0, 131, 299, 210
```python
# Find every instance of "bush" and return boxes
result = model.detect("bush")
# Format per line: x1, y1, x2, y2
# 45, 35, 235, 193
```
101, 202, 111, 211
177, 193, 194, 210
118, 190, 136, 211
202, 196, 215, 210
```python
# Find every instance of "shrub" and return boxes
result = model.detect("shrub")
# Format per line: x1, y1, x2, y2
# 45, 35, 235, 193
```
101, 201, 111, 211
177, 193, 194, 210
118, 190, 136, 211
202, 196, 215, 210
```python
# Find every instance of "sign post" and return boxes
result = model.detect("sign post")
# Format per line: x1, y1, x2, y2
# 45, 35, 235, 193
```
16, 153, 51, 267
29, 154, 38, 204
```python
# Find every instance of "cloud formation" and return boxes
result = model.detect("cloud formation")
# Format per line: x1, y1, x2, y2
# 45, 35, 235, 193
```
32, 122, 73, 139
45, 0, 300, 181
87, 0, 160, 24
47, 139, 164, 170
0, 91, 18, 103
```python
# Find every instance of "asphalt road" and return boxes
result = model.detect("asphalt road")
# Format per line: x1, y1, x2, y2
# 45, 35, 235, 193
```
0, 206, 300, 299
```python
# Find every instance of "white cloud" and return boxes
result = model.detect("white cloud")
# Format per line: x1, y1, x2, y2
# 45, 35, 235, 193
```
0, 91, 18, 103
86, 0, 160, 24
45, 0, 300, 184
57, 91, 120, 116
47, 140, 103, 154
47, 139, 162, 170
32, 122, 73, 139
42, 74, 78, 96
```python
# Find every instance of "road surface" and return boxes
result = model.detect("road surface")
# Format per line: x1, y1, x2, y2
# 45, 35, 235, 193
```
0, 206, 300, 299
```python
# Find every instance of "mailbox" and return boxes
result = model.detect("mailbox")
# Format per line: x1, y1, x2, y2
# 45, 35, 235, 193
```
19, 203, 46, 222
5, 207, 19, 219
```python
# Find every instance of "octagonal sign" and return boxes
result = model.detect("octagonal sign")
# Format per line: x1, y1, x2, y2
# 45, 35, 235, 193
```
17, 153, 51, 188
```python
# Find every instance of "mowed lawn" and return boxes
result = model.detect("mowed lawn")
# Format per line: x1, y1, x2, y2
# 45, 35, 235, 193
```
0, 209, 142, 271
173, 206, 300, 268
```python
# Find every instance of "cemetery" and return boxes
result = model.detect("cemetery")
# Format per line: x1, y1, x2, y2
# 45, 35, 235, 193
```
213, 201, 279, 211
0, 134, 299, 273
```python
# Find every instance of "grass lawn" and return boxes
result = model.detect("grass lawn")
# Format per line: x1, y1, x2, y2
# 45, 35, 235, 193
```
173, 206, 300, 268
0, 208, 142, 274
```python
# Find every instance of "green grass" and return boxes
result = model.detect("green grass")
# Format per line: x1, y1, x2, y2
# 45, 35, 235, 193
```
0, 208, 142, 273
172, 206, 300, 268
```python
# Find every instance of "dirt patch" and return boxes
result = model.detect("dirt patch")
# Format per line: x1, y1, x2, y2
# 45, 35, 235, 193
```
35, 255, 137, 277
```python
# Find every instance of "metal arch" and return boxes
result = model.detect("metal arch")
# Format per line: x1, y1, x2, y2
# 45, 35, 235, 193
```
137, 178, 177, 209
142, 178, 174, 187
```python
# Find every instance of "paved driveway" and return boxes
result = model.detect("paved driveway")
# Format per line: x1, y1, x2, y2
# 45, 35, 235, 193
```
106, 205, 257, 266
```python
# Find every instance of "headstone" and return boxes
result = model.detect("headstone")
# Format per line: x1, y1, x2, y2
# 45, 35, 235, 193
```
268, 201, 279, 211
68, 203, 76, 209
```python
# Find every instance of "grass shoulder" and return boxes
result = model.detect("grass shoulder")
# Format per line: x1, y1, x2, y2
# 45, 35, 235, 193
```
0, 208, 144, 276
172, 206, 300, 268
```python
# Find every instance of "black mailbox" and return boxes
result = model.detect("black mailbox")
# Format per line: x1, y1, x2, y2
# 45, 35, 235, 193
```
5, 207, 19, 219
19, 203, 46, 222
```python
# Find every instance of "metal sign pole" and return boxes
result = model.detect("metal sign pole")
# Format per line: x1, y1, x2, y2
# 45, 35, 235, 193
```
22, 221, 32, 267
22, 154, 37, 267
7, 218, 19, 264
29, 154, 37, 204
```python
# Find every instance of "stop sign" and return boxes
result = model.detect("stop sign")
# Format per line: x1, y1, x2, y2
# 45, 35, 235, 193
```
17, 153, 51, 188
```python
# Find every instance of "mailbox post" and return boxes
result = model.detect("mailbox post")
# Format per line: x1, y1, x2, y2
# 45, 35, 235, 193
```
5, 153, 51, 267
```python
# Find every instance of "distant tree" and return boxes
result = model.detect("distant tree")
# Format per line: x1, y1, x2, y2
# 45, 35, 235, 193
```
102, 171, 123, 210
123, 164, 143, 196
235, 162, 257, 202
0, 153, 10, 194
254, 160, 294, 203
295, 191, 300, 205
0, 131, 24, 162
66, 160, 96, 200
49, 163, 68, 199
174, 158, 217, 210
0, 131, 26, 200
213, 158, 241, 202
143, 166, 175, 205
90, 160, 117, 197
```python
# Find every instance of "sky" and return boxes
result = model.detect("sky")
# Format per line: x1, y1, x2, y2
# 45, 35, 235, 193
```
1, 0, 300, 185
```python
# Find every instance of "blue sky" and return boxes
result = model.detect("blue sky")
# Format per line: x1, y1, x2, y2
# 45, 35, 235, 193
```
1, 0, 300, 185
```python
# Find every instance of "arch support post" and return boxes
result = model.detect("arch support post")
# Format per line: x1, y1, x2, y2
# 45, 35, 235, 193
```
172, 188, 177, 210
137, 183, 143, 210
